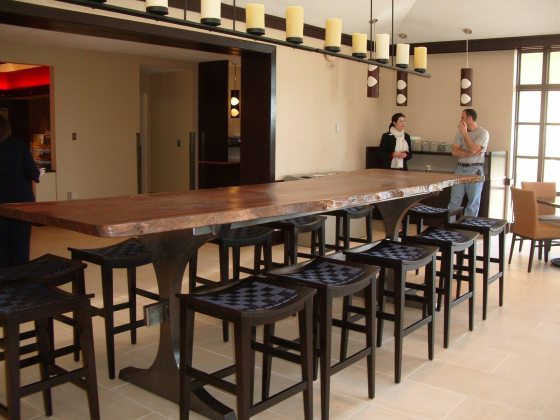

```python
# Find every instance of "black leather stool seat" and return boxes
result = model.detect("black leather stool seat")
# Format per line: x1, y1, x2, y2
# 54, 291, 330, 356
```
406, 226, 478, 348
344, 240, 437, 383
0, 279, 99, 419
189, 225, 274, 342
403, 203, 463, 237
266, 257, 378, 418
324, 205, 374, 251
264, 215, 326, 265
68, 238, 158, 379
179, 277, 316, 420
448, 216, 507, 320
0, 254, 86, 364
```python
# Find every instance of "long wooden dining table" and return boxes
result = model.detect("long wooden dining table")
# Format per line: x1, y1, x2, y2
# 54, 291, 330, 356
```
0, 169, 479, 419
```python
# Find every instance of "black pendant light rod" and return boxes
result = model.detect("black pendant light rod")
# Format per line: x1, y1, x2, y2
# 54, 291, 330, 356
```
56, 0, 430, 77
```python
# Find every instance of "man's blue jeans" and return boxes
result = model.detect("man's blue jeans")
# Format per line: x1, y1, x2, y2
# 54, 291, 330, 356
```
448, 166, 484, 217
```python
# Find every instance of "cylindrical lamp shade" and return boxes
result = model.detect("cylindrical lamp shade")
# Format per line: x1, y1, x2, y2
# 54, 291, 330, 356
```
460, 68, 473, 106
146, 0, 168, 15
396, 71, 408, 106
352, 33, 367, 58
396, 43, 410, 68
246, 4, 265, 35
324, 18, 342, 52
414, 47, 427, 72
367, 65, 380, 98
230, 90, 240, 118
285, 6, 304, 44
375, 34, 390, 63
200, 0, 221, 26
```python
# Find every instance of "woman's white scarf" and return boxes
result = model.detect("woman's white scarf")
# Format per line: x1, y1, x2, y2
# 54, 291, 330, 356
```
390, 126, 408, 169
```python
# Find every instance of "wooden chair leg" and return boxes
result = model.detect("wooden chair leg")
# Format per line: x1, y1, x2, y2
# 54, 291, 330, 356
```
261, 324, 274, 400
442, 250, 453, 349
426, 257, 436, 360
482, 233, 491, 320
234, 320, 252, 420
528, 240, 536, 273
35, 318, 53, 417
318, 291, 333, 420
468, 244, 476, 331
394, 267, 405, 383
100, 266, 116, 379
498, 231, 505, 307
364, 282, 375, 398
77, 300, 100, 420
298, 300, 314, 420
218, 243, 230, 342
508, 233, 516, 264
5, 322, 21, 420
126, 267, 137, 345
179, 302, 195, 420
339, 295, 351, 361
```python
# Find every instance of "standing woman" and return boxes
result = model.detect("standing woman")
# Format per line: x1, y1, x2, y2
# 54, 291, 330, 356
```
0, 115, 41, 267
378, 113, 413, 170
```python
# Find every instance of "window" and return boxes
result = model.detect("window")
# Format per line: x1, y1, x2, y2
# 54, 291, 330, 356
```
513, 49, 560, 192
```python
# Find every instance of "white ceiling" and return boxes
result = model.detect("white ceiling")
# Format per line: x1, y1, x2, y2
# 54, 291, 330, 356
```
1, 0, 559, 67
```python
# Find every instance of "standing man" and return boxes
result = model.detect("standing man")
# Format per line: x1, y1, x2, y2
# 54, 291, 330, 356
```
448, 109, 489, 216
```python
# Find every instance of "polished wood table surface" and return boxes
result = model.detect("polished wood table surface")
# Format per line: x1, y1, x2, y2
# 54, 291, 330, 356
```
0, 169, 479, 419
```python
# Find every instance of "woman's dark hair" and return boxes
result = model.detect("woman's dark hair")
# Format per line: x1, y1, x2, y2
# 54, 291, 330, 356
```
0, 115, 12, 141
389, 113, 406, 130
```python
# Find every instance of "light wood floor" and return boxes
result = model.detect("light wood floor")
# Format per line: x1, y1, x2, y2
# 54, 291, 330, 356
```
1, 225, 559, 419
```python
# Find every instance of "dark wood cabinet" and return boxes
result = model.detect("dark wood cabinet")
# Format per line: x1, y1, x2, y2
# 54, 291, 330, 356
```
366, 147, 509, 219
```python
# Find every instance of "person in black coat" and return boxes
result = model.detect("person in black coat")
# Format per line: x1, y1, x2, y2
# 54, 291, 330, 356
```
378, 113, 413, 170
0, 115, 41, 267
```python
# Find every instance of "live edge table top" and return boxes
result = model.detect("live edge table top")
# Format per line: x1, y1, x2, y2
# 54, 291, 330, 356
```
0, 169, 479, 238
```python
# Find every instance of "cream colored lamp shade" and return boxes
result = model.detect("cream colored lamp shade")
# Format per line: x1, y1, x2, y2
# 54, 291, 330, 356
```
285, 6, 304, 44
324, 18, 342, 52
413, 47, 427, 72
146, 0, 168, 15
367, 64, 380, 98
352, 33, 367, 58
246, 4, 265, 35
200, 0, 221, 26
375, 34, 390, 63
396, 43, 410, 68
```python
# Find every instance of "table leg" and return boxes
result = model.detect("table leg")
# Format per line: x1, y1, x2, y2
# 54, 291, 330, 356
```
118, 229, 236, 420
375, 193, 432, 239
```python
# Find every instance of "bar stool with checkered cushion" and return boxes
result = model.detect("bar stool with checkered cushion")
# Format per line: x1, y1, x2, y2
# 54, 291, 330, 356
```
179, 277, 315, 420
405, 226, 478, 348
447, 216, 507, 320
344, 240, 437, 383
0, 278, 99, 420
263, 216, 326, 266
0, 254, 87, 363
265, 257, 378, 419
188, 225, 274, 341
324, 205, 374, 251
68, 238, 158, 379
403, 204, 463, 237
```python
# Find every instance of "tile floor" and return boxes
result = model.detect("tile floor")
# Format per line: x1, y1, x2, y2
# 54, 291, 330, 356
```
1, 224, 560, 419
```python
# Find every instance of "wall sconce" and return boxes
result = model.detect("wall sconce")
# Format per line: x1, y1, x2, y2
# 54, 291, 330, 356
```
200, 0, 221, 26
230, 62, 240, 118
146, 0, 168, 15
460, 28, 473, 106
396, 71, 408, 106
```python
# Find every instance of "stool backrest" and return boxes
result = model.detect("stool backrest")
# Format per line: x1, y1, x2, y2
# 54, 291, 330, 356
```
521, 181, 556, 216
511, 187, 538, 237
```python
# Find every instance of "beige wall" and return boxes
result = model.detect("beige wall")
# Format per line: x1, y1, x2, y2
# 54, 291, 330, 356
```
5, 2, 518, 195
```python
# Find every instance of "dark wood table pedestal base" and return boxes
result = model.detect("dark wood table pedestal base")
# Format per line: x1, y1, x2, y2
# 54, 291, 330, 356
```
118, 229, 236, 419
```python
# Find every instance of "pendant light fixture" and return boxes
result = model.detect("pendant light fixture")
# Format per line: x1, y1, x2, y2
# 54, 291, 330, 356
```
396, 71, 408, 106
367, 14, 379, 98
460, 28, 473, 106
230, 61, 240, 118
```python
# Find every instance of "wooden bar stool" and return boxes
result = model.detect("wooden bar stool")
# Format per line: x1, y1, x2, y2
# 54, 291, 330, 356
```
264, 216, 326, 266
265, 257, 378, 420
0, 254, 87, 362
0, 278, 99, 420
188, 225, 274, 341
447, 216, 507, 320
344, 240, 437, 383
405, 227, 478, 348
178, 277, 315, 420
324, 205, 374, 251
68, 238, 158, 379
403, 203, 463, 237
